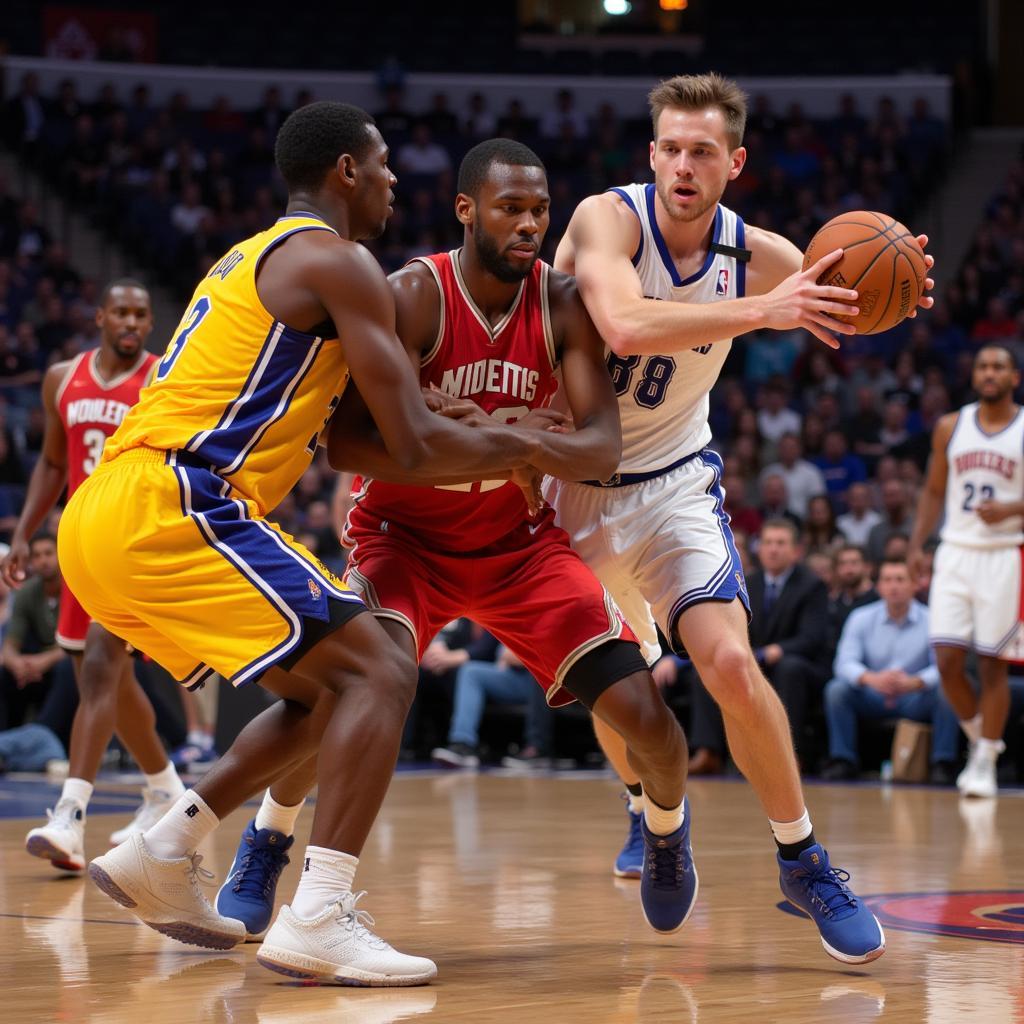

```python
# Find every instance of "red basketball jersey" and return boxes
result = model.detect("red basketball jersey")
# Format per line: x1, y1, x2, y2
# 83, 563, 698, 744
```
57, 349, 157, 497
349, 250, 559, 552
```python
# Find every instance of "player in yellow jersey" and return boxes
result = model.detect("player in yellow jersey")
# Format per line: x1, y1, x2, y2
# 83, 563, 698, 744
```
63, 102, 562, 985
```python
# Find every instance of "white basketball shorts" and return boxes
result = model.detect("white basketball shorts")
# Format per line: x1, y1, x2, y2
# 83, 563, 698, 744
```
542, 447, 748, 664
929, 541, 1023, 658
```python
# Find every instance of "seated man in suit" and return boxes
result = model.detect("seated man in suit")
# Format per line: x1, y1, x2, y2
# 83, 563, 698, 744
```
688, 518, 831, 773
822, 557, 961, 783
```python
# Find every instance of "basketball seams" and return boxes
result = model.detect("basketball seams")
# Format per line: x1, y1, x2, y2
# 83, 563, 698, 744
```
804, 212, 925, 335
862, 249, 902, 334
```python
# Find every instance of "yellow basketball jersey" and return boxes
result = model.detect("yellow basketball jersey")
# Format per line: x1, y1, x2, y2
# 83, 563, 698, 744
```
105, 214, 349, 514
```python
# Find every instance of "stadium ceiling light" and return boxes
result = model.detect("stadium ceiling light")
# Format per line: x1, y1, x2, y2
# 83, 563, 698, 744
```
603, 0, 632, 14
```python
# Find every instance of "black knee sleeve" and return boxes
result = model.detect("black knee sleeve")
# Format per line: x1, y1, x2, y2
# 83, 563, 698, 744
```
562, 639, 650, 709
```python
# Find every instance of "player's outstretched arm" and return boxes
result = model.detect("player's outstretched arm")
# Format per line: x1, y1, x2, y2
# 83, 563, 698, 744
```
557, 194, 861, 356
532, 273, 622, 482
908, 412, 957, 575
314, 246, 539, 478
0, 363, 70, 588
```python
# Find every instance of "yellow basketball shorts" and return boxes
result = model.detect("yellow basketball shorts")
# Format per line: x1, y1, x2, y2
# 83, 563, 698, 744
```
58, 447, 365, 688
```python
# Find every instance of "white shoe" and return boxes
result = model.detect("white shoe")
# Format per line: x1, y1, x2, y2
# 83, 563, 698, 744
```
25, 798, 86, 872
109, 786, 182, 845
957, 741, 1003, 798
88, 831, 245, 949
257, 892, 437, 986
960, 756, 998, 798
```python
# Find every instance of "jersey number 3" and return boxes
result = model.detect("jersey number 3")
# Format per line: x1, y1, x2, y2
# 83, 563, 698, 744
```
156, 296, 211, 382
607, 353, 676, 409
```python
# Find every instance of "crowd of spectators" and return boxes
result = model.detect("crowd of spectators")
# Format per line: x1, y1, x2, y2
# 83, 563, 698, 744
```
1, 69, 1023, 780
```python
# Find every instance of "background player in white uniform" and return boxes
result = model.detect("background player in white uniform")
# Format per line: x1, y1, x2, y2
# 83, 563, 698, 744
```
909, 345, 1023, 798
549, 72, 934, 965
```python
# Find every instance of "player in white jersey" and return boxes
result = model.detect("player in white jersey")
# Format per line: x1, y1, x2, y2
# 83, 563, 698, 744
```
548, 72, 933, 965
909, 345, 1023, 798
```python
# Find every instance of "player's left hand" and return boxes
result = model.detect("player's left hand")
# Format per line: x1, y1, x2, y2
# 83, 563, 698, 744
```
906, 234, 935, 318
511, 465, 546, 516
977, 500, 1014, 524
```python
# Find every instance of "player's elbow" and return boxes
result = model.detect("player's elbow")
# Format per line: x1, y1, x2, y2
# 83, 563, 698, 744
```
392, 437, 428, 472
603, 318, 641, 357
578, 429, 622, 482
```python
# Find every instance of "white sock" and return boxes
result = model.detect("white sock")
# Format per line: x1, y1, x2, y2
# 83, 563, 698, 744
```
960, 714, 982, 745
60, 778, 94, 810
144, 762, 185, 797
143, 790, 219, 859
975, 737, 1005, 764
255, 791, 304, 836
644, 797, 684, 836
627, 790, 644, 815
769, 809, 813, 847
291, 845, 358, 920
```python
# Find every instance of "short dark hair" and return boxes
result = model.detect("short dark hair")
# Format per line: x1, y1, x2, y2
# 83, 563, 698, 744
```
30, 531, 56, 548
835, 543, 867, 561
878, 556, 910, 574
976, 344, 1019, 370
457, 138, 545, 199
100, 277, 149, 306
761, 517, 799, 541
274, 101, 376, 194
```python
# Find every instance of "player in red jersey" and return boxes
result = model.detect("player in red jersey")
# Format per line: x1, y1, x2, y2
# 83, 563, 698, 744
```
1, 280, 186, 872
214, 141, 698, 944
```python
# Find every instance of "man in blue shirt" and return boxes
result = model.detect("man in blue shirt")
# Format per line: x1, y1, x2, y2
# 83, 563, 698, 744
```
822, 557, 960, 783
812, 429, 867, 506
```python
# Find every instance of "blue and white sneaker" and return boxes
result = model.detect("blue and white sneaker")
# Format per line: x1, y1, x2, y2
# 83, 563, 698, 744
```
613, 794, 644, 878
778, 844, 885, 964
640, 797, 698, 933
171, 741, 218, 774
216, 820, 292, 941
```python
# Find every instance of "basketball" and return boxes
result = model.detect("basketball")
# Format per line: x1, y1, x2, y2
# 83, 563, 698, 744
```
802, 211, 928, 334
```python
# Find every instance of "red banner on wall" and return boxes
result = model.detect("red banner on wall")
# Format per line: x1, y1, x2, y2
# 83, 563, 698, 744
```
43, 6, 157, 63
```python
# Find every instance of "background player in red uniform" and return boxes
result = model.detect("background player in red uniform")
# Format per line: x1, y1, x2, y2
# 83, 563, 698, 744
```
1, 280, 186, 872
215, 140, 697, 944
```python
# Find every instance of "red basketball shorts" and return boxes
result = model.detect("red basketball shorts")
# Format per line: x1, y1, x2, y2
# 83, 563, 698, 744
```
344, 510, 637, 707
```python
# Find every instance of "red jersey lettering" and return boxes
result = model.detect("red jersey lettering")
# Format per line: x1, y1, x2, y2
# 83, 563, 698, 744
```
349, 251, 559, 552
57, 350, 157, 496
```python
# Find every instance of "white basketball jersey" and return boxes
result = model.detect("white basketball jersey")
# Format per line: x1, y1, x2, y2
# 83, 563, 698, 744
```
605, 185, 746, 473
943, 403, 1024, 548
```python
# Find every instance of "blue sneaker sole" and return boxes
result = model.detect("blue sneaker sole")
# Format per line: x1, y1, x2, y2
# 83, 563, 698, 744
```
783, 900, 887, 964
642, 866, 699, 935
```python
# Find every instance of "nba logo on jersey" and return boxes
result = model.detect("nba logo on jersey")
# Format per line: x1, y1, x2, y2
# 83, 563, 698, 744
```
716, 268, 730, 296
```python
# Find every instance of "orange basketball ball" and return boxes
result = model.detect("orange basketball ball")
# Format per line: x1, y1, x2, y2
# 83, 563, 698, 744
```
802, 211, 927, 335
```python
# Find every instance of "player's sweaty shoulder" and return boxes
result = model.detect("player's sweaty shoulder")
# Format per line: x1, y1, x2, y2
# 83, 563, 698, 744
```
934, 410, 960, 445
389, 259, 441, 352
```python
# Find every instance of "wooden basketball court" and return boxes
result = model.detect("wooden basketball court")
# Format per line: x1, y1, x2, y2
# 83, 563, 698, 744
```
2, 771, 1023, 1022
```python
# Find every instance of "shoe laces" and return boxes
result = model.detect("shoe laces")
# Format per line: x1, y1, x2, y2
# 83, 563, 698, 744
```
646, 836, 687, 891
333, 891, 388, 949
794, 862, 858, 920
232, 842, 289, 900
185, 852, 217, 893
